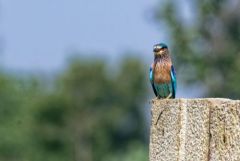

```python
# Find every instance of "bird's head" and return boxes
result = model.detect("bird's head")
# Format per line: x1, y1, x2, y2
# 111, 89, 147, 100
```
153, 43, 168, 58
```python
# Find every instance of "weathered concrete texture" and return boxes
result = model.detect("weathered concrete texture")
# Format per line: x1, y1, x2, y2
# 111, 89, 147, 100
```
150, 98, 240, 161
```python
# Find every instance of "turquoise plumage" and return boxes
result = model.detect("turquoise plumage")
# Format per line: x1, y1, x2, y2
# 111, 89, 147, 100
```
149, 43, 176, 99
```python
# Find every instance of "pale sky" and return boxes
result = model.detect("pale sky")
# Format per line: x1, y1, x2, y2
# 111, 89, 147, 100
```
1, 0, 166, 71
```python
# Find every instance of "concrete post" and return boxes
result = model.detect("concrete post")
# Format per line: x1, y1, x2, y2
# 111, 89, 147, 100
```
150, 98, 240, 161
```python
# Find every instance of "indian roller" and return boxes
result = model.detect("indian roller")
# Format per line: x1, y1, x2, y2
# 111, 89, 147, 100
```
149, 43, 177, 99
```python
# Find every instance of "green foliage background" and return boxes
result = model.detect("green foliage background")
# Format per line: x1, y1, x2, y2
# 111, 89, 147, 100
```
1, 0, 240, 161
0, 57, 149, 161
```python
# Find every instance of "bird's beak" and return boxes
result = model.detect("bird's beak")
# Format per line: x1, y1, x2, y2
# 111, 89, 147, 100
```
154, 48, 166, 56
153, 48, 160, 52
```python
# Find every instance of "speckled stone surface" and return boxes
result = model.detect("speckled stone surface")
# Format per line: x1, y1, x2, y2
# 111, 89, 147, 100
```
150, 98, 240, 161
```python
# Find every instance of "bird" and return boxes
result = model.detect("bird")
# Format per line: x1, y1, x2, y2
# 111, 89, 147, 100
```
149, 43, 176, 99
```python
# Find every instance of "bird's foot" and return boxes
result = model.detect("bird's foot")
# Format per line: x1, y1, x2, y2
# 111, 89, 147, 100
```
166, 93, 172, 99
157, 96, 164, 99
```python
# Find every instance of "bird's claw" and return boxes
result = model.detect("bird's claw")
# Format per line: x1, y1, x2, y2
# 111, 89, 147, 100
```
166, 93, 172, 99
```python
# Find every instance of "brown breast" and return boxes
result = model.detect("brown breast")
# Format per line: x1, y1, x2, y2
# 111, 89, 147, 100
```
153, 62, 172, 84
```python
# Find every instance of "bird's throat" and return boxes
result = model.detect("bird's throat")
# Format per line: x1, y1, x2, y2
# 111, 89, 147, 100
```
153, 54, 172, 84
154, 53, 170, 62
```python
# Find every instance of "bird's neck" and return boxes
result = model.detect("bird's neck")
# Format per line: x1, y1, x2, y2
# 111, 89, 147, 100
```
154, 53, 171, 63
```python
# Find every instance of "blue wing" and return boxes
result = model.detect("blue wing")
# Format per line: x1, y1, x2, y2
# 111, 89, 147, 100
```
170, 65, 177, 98
149, 66, 157, 96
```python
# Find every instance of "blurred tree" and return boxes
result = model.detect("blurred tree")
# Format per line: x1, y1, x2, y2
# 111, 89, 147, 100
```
0, 73, 44, 161
28, 56, 148, 161
154, 0, 240, 98
0, 73, 22, 161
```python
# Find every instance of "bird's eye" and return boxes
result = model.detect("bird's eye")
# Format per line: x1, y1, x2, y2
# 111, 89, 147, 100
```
153, 46, 161, 52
